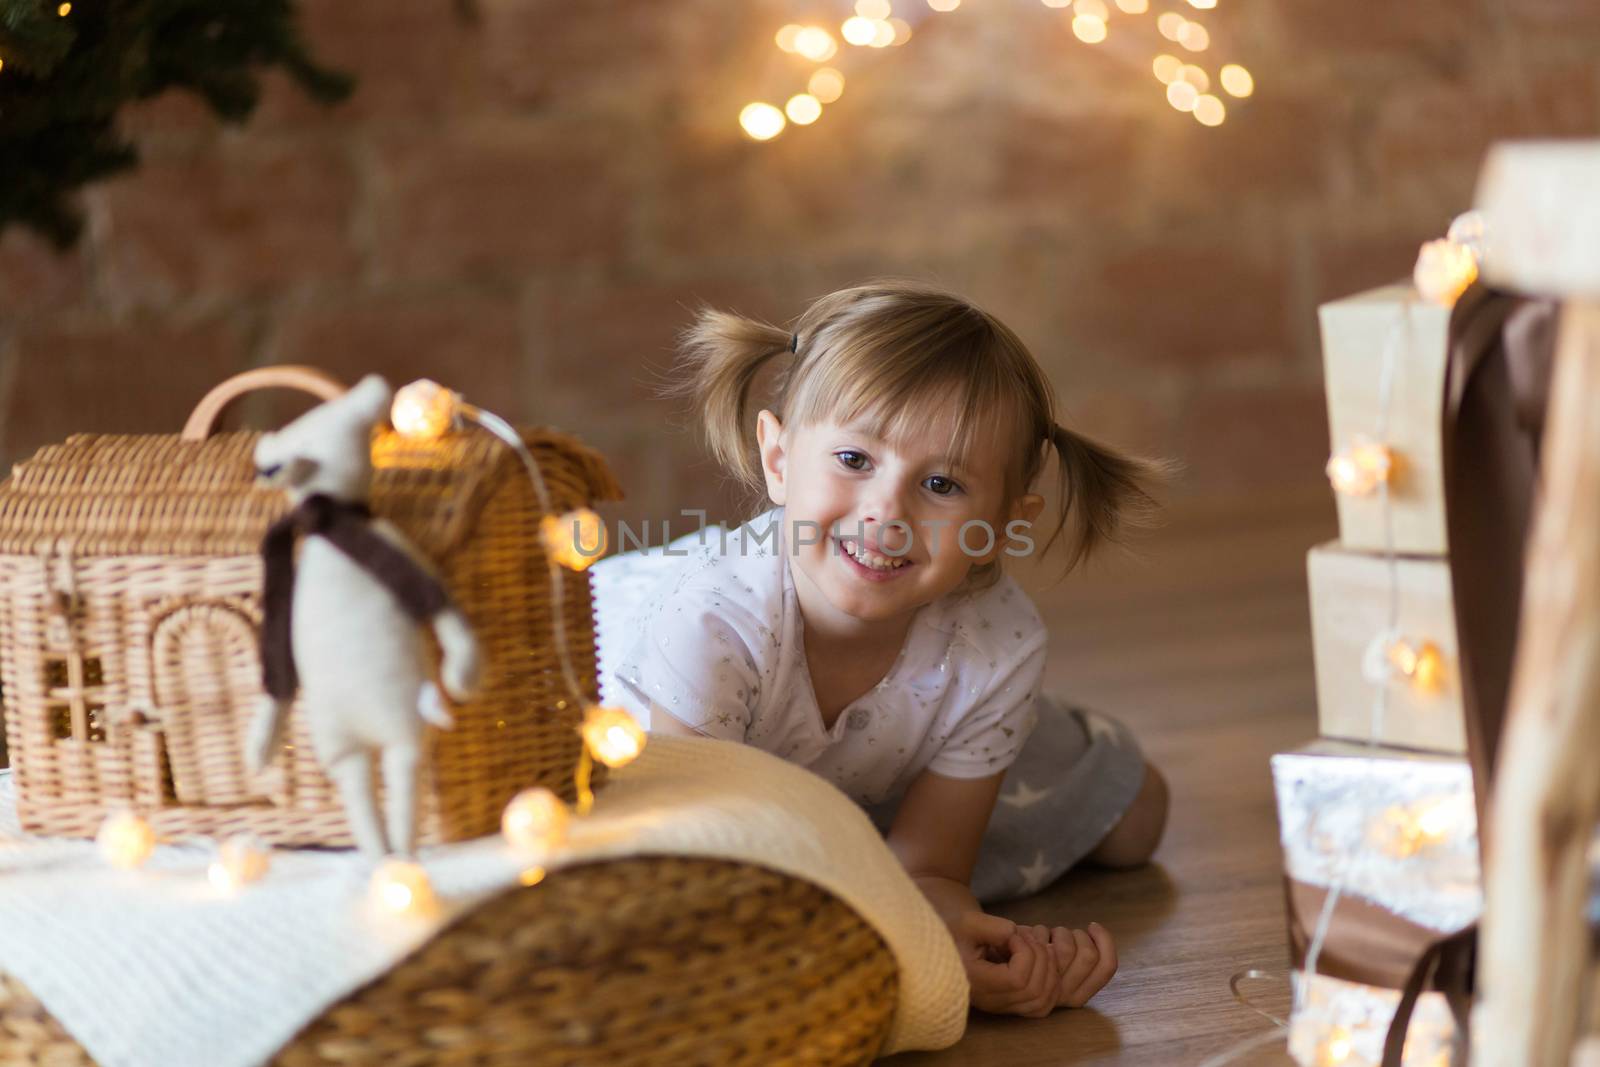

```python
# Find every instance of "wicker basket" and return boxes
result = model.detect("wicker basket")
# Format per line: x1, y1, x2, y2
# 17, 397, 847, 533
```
0, 856, 900, 1066
0, 367, 622, 847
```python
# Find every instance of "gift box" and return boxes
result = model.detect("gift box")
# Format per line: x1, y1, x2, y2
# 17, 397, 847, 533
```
1320, 285, 1453, 556
1307, 544, 1466, 755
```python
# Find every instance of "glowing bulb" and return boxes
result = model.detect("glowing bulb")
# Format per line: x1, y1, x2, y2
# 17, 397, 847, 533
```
1152, 54, 1183, 83
888, 17, 912, 43
1115, 0, 1148, 11
98, 810, 156, 870
0, 58, 6, 73
739, 102, 786, 141
1075, 0, 1109, 16
1178, 21, 1210, 50
793, 26, 839, 61
928, 0, 960, 9
856, 0, 892, 17
1220, 63, 1254, 97
1326, 439, 1393, 496
1320, 1026, 1353, 1065
1157, 12, 1186, 39
541, 508, 607, 570
208, 834, 271, 892
1072, 15, 1108, 42
391, 379, 458, 441
502, 788, 571, 853
57, 2, 71, 15
1179, 64, 1210, 91
869, 18, 897, 46
1165, 80, 1198, 112
1041, 0, 1072, 7
1187, 0, 1216, 7
809, 68, 845, 103
1414, 239, 1478, 306
786, 94, 823, 125
1193, 94, 1226, 126
371, 859, 437, 917
842, 16, 878, 44
519, 866, 546, 887
1388, 638, 1445, 694
775, 24, 803, 52
581, 705, 647, 769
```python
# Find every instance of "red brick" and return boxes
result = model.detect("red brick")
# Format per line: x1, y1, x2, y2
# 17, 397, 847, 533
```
254, 292, 524, 426
524, 275, 783, 414
1175, 382, 1329, 494
4, 318, 247, 462
368, 120, 630, 284
100, 139, 358, 304
0, 229, 90, 321
1065, 238, 1296, 368
1271, 0, 1463, 53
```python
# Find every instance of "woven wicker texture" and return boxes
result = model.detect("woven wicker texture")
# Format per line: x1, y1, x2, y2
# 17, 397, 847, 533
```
0, 856, 899, 1067
0, 425, 622, 848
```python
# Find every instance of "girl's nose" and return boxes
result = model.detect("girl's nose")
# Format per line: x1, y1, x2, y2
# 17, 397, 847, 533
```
860, 514, 912, 555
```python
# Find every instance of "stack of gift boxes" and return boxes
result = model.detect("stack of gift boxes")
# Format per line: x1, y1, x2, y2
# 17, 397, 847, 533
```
1274, 281, 1479, 1067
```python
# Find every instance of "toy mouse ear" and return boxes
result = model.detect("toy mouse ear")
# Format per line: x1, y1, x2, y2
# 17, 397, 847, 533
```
349, 374, 393, 420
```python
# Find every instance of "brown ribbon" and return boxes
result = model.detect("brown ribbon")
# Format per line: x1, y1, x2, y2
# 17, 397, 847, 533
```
1284, 878, 1475, 1067
259, 494, 454, 701
1440, 281, 1558, 853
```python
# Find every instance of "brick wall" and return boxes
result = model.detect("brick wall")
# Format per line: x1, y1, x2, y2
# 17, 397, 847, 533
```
1, 0, 1596, 535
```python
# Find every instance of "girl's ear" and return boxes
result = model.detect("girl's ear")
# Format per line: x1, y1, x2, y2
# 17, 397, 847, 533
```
756, 409, 788, 506
974, 493, 1045, 565
1013, 493, 1045, 528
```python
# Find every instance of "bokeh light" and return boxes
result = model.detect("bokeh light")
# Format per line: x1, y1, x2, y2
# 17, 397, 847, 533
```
786, 93, 823, 125
856, 0, 892, 17
794, 26, 839, 61
1193, 94, 1226, 126
1157, 12, 1186, 39
1152, 54, 1182, 83
1166, 80, 1198, 112
1072, 14, 1108, 42
775, 24, 803, 52
1178, 21, 1210, 51
842, 15, 878, 45
809, 67, 846, 103
1220, 63, 1254, 97
739, 102, 786, 140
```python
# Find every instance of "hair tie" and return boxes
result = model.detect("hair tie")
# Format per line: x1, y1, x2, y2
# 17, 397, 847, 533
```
789, 333, 799, 353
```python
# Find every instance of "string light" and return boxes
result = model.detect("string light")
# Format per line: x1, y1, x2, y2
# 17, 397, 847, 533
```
98, 810, 156, 869
540, 508, 607, 571
1188, 0, 1218, 7
1318, 1026, 1353, 1066
1220, 63, 1254, 97
869, 19, 897, 47
1413, 239, 1478, 306
1157, 12, 1187, 39
582, 705, 647, 769
1325, 439, 1393, 496
809, 68, 845, 103
1075, 0, 1109, 19
739, 102, 786, 141
856, 0, 892, 18
1041, 0, 1072, 7
502, 787, 571, 853
1152, 54, 1183, 83
1193, 94, 1225, 126
1179, 64, 1210, 92
1072, 15, 1108, 42
793, 26, 839, 62
1375, 798, 1462, 858
841, 16, 877, 45
208, 834, 271, 892
927, 0, 960, 10
1445, 210, 1487, 262
371, 858, 438, 918
1386, 639, 1445, 694
775, 24, 803, 52
1166, 80, 1198, 112
519, 865, 547, 886
1115, 0, 1149, 12
57, 2, 71, 15
390, 379, 459, 441
1178, 21, 1210, 51
786, 93, 823, 124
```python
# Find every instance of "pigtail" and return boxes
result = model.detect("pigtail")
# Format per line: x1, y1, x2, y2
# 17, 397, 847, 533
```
1044, 424, 1170, 574
666, 308, 793, 495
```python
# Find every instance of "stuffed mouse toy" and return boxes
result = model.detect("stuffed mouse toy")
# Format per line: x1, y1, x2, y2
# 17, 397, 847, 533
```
245, 374, 482, 857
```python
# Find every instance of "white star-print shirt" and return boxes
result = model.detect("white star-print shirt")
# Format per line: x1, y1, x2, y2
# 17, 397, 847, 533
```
593, 508, 1046, 807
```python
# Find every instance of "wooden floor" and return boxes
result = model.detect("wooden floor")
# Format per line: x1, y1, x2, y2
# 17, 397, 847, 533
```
886, 488, 1338, 1067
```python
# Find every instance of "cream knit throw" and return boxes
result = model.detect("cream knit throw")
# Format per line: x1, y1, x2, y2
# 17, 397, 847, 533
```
0, 735, 968, 1066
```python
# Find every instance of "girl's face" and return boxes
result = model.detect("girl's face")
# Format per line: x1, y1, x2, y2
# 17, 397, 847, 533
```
757, 408, 1043, 628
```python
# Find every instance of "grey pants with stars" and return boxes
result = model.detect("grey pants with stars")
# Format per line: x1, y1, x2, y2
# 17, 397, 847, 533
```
860, 696, 1148, 904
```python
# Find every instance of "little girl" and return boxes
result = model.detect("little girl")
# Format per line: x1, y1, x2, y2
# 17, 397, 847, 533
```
592, 280, 1170, 1018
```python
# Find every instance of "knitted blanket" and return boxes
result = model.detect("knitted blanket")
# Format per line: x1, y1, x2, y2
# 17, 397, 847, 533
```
0, 735, 968, 1066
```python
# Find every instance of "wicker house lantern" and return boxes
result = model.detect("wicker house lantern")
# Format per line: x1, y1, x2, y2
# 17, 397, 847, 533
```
0, 367, 621, 847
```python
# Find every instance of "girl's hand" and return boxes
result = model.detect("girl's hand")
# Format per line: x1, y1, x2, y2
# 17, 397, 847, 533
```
1021, 922, 1118, 1008
952, 912, 1060, 1018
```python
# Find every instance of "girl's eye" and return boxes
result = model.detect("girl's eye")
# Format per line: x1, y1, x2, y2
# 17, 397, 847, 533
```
835, 451, 869, 471
924, 475, 962, 496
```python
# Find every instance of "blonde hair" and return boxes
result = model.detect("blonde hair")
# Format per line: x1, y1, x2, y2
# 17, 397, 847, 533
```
668, 279, 1165, 584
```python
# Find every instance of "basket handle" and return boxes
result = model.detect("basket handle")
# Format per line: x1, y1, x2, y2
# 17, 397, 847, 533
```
182, 366, 349, 442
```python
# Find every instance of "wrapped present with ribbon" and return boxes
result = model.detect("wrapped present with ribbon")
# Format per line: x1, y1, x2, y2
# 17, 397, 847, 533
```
1273, 741, 1479, 1067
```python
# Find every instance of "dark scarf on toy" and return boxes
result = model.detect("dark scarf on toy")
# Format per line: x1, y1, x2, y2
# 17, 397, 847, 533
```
259, 493, 453, 701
